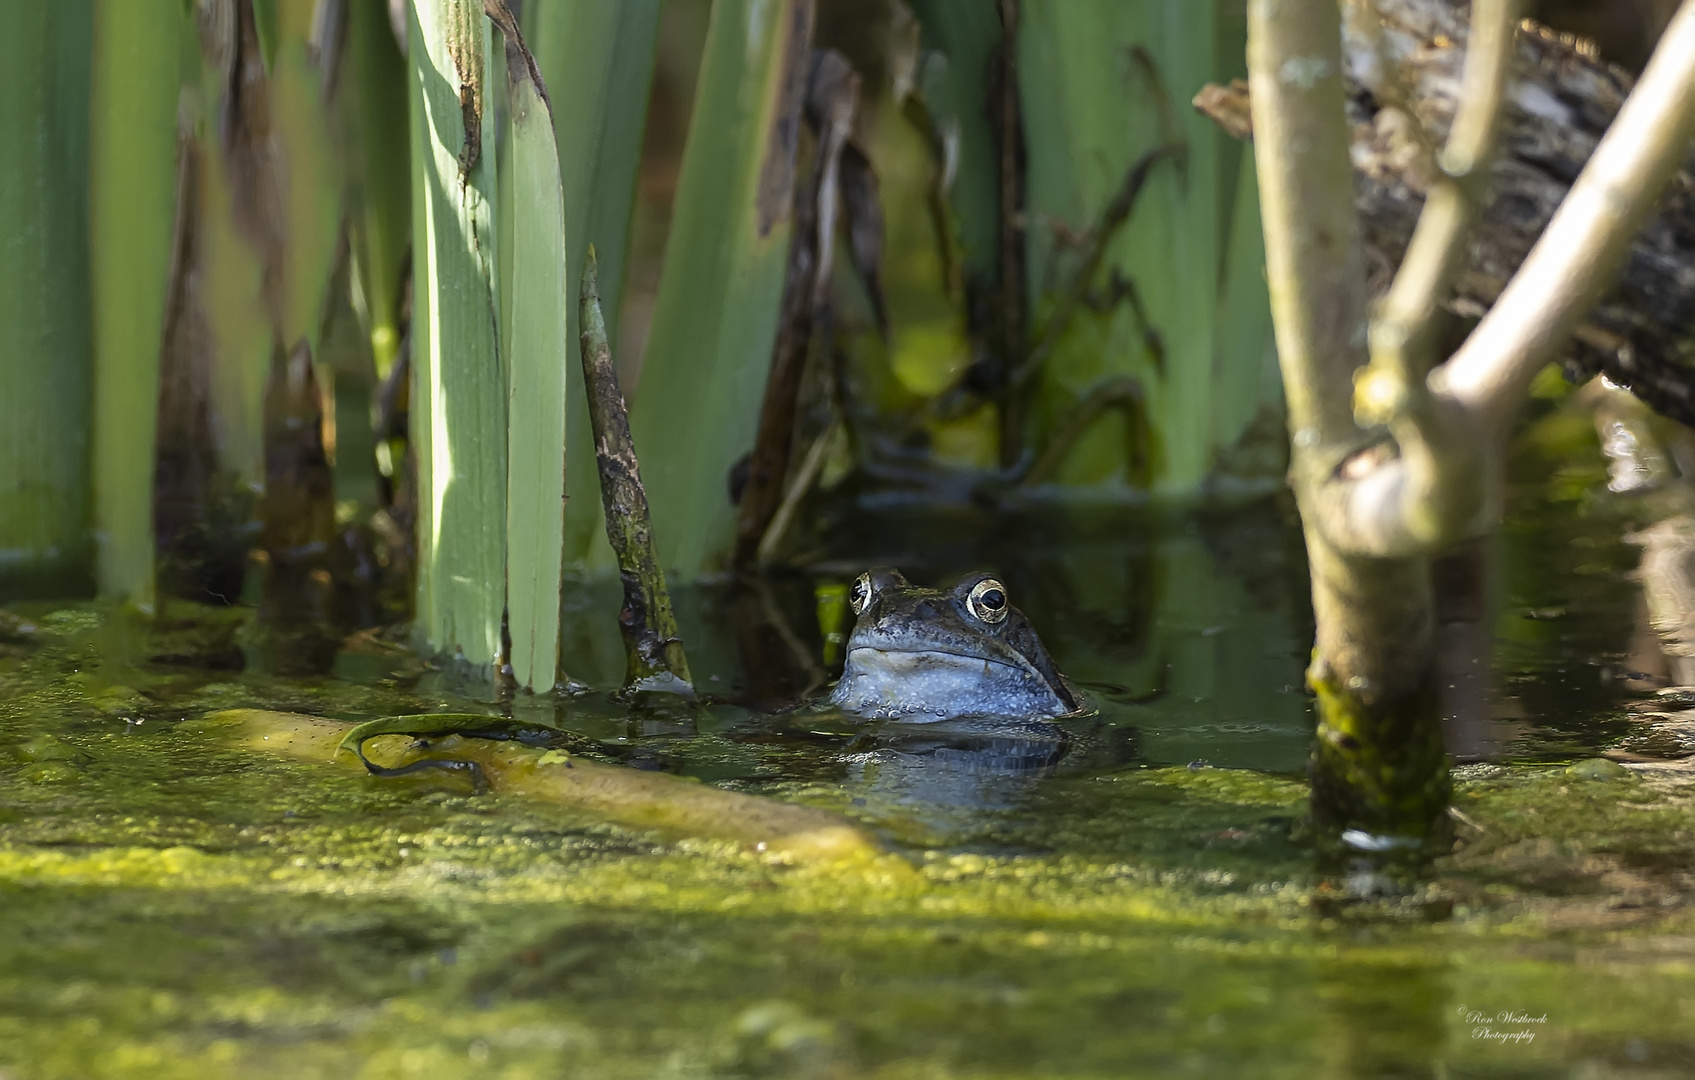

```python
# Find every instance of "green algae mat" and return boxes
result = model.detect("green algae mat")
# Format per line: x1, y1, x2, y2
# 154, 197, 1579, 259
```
3, 502, 1695, 1078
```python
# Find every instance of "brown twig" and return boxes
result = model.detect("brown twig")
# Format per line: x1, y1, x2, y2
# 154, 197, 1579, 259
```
995, 0, 1028, 467
733, 50, 859, 569
1192, 79, 1251, 140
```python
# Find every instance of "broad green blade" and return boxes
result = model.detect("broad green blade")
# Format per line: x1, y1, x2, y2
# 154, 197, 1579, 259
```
340, 0, 412, 379
90, 0, 185, 610
268, 40, 344, 357
525, 0, 662, 572
1016, 1, 1276, 493
0, 0, 94, 596
409, 0, 506, 673
495, 13, 569, 693
251, 0, 279, 72
627, 0, 815, 580
197, 145, 273, 498
204, 30, 344, 494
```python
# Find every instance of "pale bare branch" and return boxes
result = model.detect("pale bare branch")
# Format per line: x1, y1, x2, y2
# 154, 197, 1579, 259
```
1437, 0, 1695, 434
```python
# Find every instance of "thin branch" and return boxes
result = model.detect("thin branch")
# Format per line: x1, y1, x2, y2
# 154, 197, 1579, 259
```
1438, 0, 1695, 434
1361, 0, 1520, 414
1322, 0, 1695, 559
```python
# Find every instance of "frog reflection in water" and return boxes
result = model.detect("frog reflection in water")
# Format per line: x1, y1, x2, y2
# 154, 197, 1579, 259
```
830, 567, 1080, 721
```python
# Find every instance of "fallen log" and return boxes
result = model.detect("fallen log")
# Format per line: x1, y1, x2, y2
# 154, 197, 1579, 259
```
1195, 0, 1695, 426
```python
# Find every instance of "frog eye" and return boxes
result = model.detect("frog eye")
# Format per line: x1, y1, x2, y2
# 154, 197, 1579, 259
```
850, 573, 873, 615
966, 578, 1008, 624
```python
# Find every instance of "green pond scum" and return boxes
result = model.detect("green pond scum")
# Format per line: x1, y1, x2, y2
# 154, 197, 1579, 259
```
4, 453, 1695, 1079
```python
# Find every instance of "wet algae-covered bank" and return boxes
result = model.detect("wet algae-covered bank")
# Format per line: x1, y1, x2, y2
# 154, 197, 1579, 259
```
4, 469, 1695, 1078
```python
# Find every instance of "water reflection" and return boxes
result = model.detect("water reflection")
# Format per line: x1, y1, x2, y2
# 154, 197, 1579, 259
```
841, 719, 1072, 812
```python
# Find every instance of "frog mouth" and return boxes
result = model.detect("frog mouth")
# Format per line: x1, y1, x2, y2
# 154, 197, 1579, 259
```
843, 645, 1040, 682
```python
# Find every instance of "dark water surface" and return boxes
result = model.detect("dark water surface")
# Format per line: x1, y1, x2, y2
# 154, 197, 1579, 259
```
2, 422, 1694, 1078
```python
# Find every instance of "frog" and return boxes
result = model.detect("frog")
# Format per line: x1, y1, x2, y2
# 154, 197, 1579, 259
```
828, 567, 1081, 720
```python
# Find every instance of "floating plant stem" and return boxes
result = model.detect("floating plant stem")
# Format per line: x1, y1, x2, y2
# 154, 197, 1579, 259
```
579, 249, 693, 695
210, 709, 888, 864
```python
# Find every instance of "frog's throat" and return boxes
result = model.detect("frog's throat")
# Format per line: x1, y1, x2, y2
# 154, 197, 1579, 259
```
834, 646, 1069, 719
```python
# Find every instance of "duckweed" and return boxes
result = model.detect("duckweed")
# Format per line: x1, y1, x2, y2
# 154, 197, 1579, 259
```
2, 496, 1694, 1076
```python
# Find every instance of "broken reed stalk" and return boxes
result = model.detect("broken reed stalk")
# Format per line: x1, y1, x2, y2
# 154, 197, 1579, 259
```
205, 709, 889, 865
578, 247, 693, 694
523, 0, 663, 572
